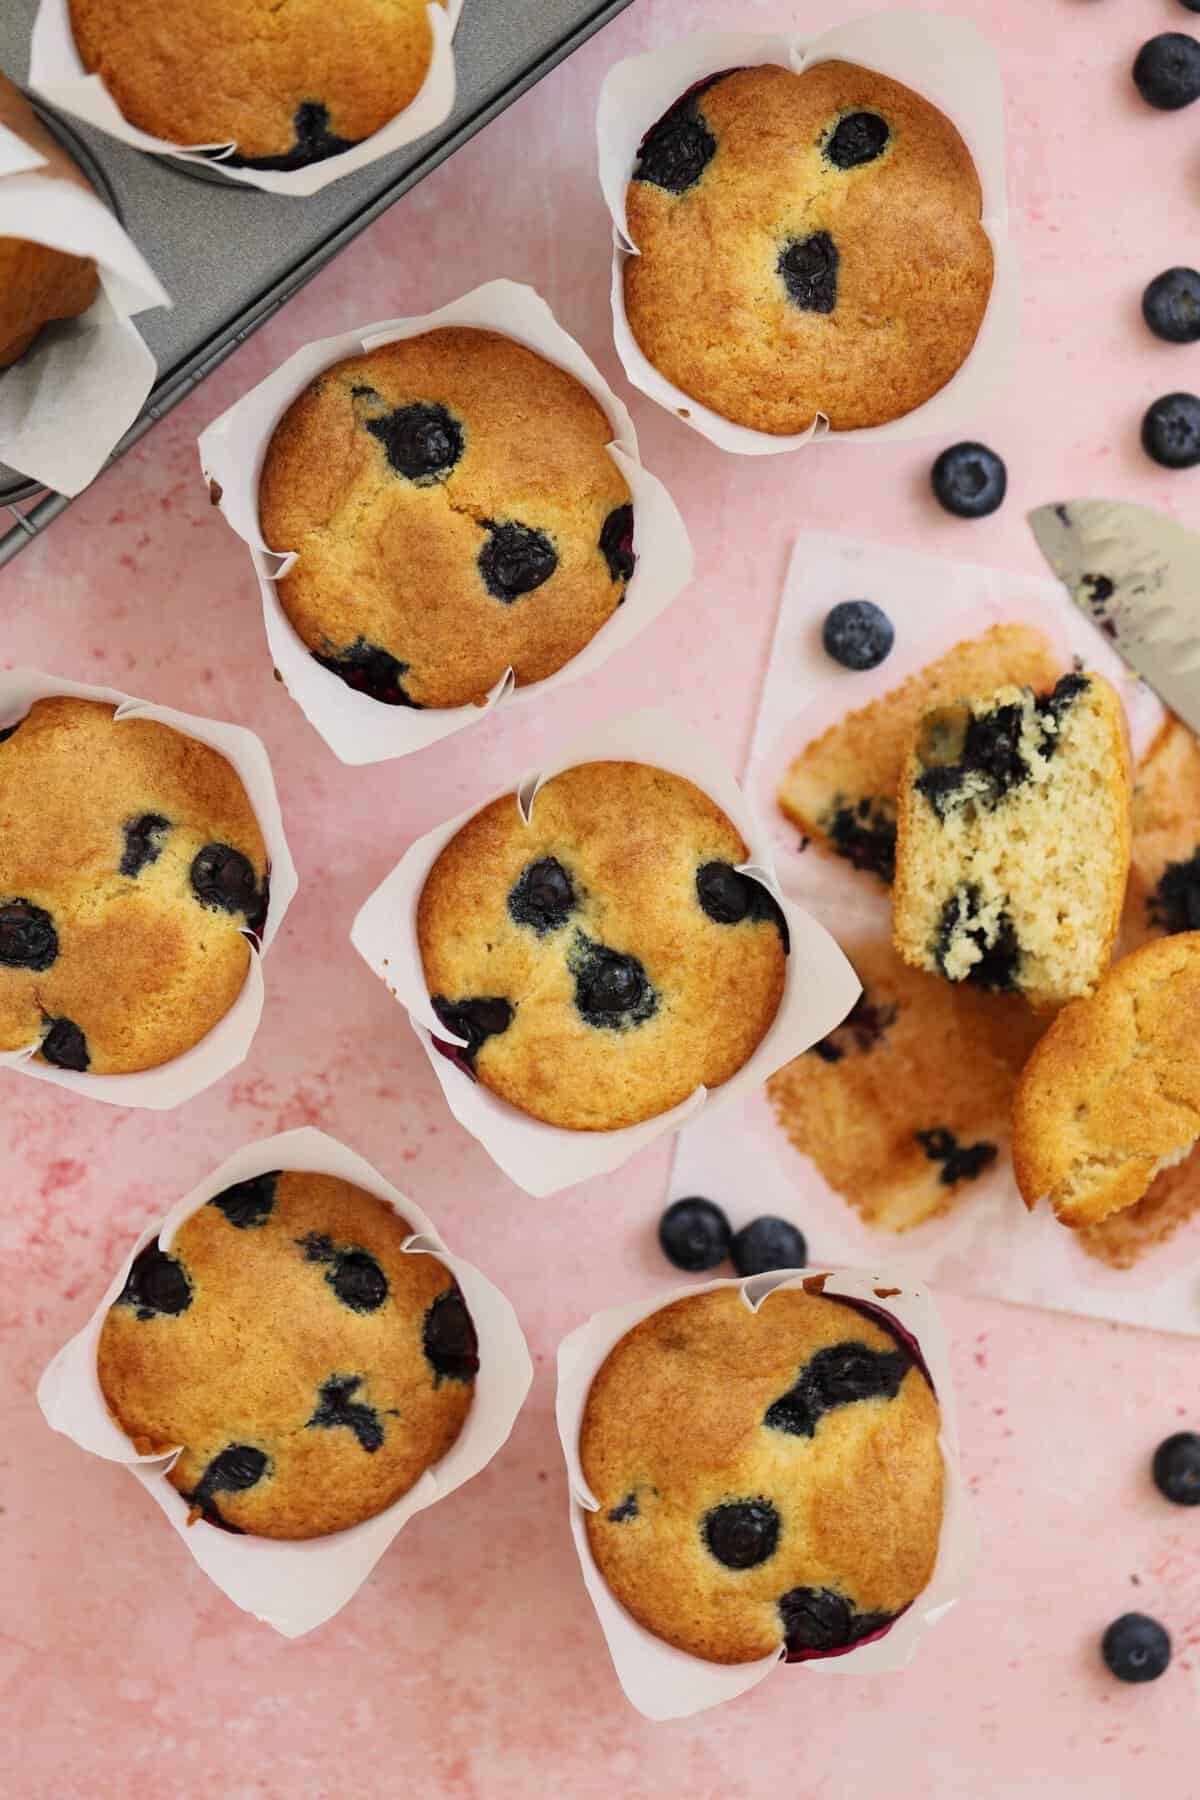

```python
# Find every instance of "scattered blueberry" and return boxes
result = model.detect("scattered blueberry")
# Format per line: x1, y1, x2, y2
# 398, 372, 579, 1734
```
508, 857, 576, 934
120, 813, 170, 879
633, 78, 722, 193
1101, 1613, 1171, 1683
931, 442, 1007, 518
298, 1232, 389, 1313
730, 1216, 807, 1276
117, 1242, 192, 1319
41, 1017, 89, 1071
1142, 268, 1200, 343
190, 844, 262, 925
423, 1286, 480, 1383
778, 232, 839, 313
430, 995, 514, 1065
695, 862, 790, 947
366, 402, 463, 482
703, 1498, 780, 1569
209, 1171, 279, 1229
1152, 1432, 1200, 1505
569, 936, 657, 1029
0, 900, 58, 971
658, 1196, 732, 1271
608, 1492, 639, 1523
600, 504, 636, 582
822, 600, 895, 671
1132, 34, 1200, 110
1142, 392, 1200, 468
478, 521, 557, 602
314, 637, 420, 708
825, 111, 889, 169
307, 1374, 384, 1453
231, 100, 357, 171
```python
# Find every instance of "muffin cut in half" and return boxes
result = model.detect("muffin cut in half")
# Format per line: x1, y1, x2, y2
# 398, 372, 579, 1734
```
891, 671, 1131, 1008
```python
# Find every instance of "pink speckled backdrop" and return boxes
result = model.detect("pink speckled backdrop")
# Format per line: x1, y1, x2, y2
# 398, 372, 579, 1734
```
4, 2, 1200, 1793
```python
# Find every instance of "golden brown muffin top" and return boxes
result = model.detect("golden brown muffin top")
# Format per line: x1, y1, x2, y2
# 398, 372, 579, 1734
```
97, 1170, 477, 1539
0, 696, 267, 1075
0, 74, 100, 369
417, 761, 787, 1130
624, 61, 993, 434
581, 1286, 943, 1663
259, 329, 635, 710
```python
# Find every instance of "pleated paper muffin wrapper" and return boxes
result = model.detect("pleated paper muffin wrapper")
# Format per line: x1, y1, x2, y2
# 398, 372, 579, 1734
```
0, 92, 168, 495
554, 1266, 974, 1721
0, 668, 297, 1110
29, 0, 463, 197
597, 12, 1016, 456
198, 279, 694, 764
350, 707, 860, 1197
37, 1127, 533, 1637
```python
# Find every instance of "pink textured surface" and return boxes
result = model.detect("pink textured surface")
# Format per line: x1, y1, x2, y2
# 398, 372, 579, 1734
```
3, 1, 1200, 1792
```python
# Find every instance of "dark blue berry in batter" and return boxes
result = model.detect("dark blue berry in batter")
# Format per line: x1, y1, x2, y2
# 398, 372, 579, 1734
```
314, 636, 420, 708
1142, 392, 1200, 468
423, 1285, 479, 1384
570, 936, 657, 1029
600, 504, 636, 582
117, 1242, 192, 1320
825, 112, 890, 169
190, 844, 261, 923
634, 78, 723, 193
366, 402, 463, 482
765, 1339, 911, 1438
695, 862, 790, 948
1101, 1613, 1171, 1683
1143, 268, 1200, 343
702, 1498, 780, 1569
778, 232, 839, 313
608, 1492, 639, 1523
210, 1171, 279, 1229
508, 857, 576, 934
658, 1196, 732, 1271
41, 1018, 89, 1071
730, 1216, 807, 1277
120, 813, 170, 878
308, 1374, 385, 1453
232, 100, 358, 170
190, 1444, 270, 1524
779, 1587, 892, 1655
0, 717, 23, 743
298, 1232, 389, 1313
915, 1127, 996, 1185
0, 900, 57, 971
931, 442, 1007, 518
430, 995, 514, 1065
1152, 1432, 1200, 1504
1148, 851, 1200, 934
1133, 34, 1200, 109
822, 600, 895, 671
478, 522, 558, 602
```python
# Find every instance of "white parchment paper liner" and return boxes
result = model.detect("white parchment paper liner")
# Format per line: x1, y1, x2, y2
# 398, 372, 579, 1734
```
0, 116, 168, 495
555, 1266, 974, 1720
597, 13, 1016, 456
37, 1126, 533, 1637
29, 0, 463, 197
0, 668, 297, 1109
351, 707, 860, 1196
199, 279, 693, 764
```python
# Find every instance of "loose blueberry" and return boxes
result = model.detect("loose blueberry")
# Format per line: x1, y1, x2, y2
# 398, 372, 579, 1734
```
232, 100, 357, 170
366, 402, 463, 482
696, 863, 790, 948
1148, 852, 1200, 934
779, 1587, 891, 1655
1132, 34, 1200, 110
430, 995, 514, 1066
702, 1498, 780, 1569
608, 1492, 639, 1523
658, 1196, 732, 1271
1182, 0, 1200, 11
120, 813, 170, 878
423, 1285, 480, 1383
1142, 268, 1200, 344
778, 232, 839, 313
633, 77, 724, 193
508, 857, 576, 934
931, 442, 1007, 518
765, 1339, 911, 1437
1152, 1432, 1200, 1504
314, 636, 420, 708
190, 844, 261, 925
307, 1374, 384, 1453
1142, 393, 1200, 469
190, 1444, 269, 1523
570, 936, 657, 1029
478, 522, 558, 602
41, 1018, 89, 1071
825, 111, 890, 169
210, 1171, 279, 1229
730, 1216, 807, 1277
600, 504, 636, 582
822, 600, 895, 671
117, 1242, 192, 1320
1101, 1613, 1171, 1683
0, 900, 58, 971
915, 1127, 997, 1185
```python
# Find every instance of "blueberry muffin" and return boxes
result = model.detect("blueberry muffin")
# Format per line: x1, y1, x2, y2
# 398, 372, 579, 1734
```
777, 625, 1061, 887
891, 672, 1131, 1008
0, 697, 269, 1075
1013, 934, 1200, 1228
98, 1171, 477, 1538
767, 935, 1043, 1232
68, 0, 444, 169
624, 62, 993, 434
1077, 1147, 1200, 1270
581, 1285, 943, 1664
417, 761, 787, 1131
1124, 718, 1200, 948
0, 75, 99, 368
258, 329, 635, 710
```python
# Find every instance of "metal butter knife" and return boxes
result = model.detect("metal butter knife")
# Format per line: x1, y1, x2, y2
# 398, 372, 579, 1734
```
1028, 499, 1200, 733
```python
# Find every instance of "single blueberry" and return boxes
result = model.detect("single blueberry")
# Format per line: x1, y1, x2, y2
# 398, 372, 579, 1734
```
0, 900, 58, 971
915, 1127, 997, 1186
765, 1339, 911, 1438
695, 863, 790, 947
366, 402, 463, 482
190, 844, 261, 924
1132, 34, 1200, 110
117, 1242, 192, 1320
508, 857, 576, 934
1142, 268, 1200, 343
633, 77, 724, 192
1142, 393, 1200, 469
307, 1374, 384, 1454
778, 232, 839, 313
1152, 1432, 1200, 1504
314, 636, 420, 708
1148, 851, 1200, 934
570, 936, 657, 1029
430, 995, 514, 1066
423, 1286, 480, 1383
209, 1171, 279, 1229
600, 504, 636, 582
658, 1196, 732, 1271
41, 1018, 89, 1071
702, 1498, 781, 1569
120, 813, 170, 878
779, 1587, 891, 1655
1101, 1614, 1171, 1683
730, 1216, 807, 1277
190, 1444, 269, 1523
607, 1492, 639, 1523
825, 112, 889, 169
231, 100, 358, 170
822, 600, 895, 671
330, 1249, 389, 1313
478, 522, 558, 602
931, 442, 1007, 518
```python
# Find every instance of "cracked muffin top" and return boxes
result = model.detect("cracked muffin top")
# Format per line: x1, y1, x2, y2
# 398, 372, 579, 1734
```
258, 328, 636, 710
0, 697, 268, 1077
416, 761, 788, 1131
581, 1285, 943, 1664
97, 1170, 478, 1539
623, 61, 993, 434
69, 0, 444, 169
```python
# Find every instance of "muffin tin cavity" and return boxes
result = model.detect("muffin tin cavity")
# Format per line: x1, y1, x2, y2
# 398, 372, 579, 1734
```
117, 1243, 193, 1320
423, 1285, 480, 1384
915, 1127, 996, 1187
569, 934, 657, 1030
40, 1017, 89, 1071
364, 399, 465, 484
120, 813, 171, 878
777, 232, 839, 314
0, 900, 58, 971
307, 1374, 387, 1454
764, 1339, 914, 1439
702, 1498, 781, 1570
824, 111, 891, 169
298, 1232, 390, 1314
508, 857, 577, 934
314, 638, 420, 708
779, 1586, 894, 1655
478, 521, 558, 603
209, 1172, 280, 1230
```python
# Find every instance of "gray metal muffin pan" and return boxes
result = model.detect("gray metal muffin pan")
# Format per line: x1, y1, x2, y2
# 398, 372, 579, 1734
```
0, 0, 635, 563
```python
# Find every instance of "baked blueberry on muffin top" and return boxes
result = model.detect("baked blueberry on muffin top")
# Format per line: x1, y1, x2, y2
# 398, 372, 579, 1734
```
97, 1170, 477, 1538
259, 329, 636, 710
0, 697, 269, 1076
624, 62, 993, 433
416, 761, 787, 1130
580, 1286, 943, 1663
